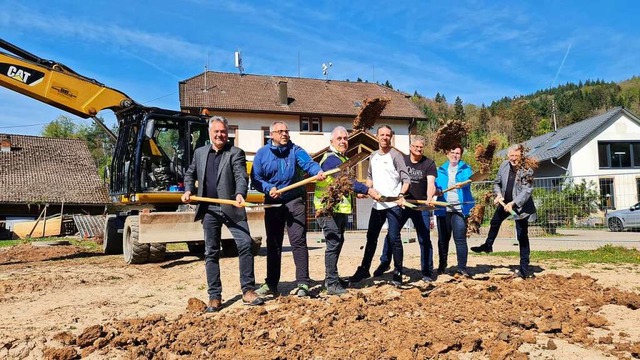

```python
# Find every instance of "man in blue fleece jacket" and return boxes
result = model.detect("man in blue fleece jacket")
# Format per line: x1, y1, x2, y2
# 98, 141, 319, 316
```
251, 121, 324, 297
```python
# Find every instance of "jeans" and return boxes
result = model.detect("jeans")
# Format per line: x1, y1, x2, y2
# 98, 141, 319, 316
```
317, 214, 347, 286
361, 206, 403, 273
202, 209, 256, 300
485, 207, 531, 273
436, 211, 468, 272
379, 209, 434, 277
264, 197, 309, 288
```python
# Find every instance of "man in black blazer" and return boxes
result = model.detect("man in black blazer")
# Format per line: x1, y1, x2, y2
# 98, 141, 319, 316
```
182, 116, 264, 312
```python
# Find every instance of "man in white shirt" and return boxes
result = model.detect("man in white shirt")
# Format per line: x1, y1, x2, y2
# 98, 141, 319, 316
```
350, 125, 410, 285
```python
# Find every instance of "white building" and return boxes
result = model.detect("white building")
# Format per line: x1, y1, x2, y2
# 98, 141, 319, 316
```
518, 107, 640, 209
178, 71, 426, 157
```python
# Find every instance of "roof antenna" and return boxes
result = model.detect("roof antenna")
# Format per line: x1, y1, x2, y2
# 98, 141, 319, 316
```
322, 61, 332, 80
202, 64, 208, 92
235, 49, 244, 75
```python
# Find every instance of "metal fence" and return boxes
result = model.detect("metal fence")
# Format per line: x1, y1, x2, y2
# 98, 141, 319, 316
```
306, 171, 640, 233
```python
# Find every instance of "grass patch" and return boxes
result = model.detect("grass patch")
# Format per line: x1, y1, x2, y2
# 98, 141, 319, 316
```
0, 237, 99, 251
488, 245, 640, 265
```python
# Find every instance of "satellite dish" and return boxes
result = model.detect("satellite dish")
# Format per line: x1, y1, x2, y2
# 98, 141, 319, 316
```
235, 49, 244, 74
322, 62, 333, 76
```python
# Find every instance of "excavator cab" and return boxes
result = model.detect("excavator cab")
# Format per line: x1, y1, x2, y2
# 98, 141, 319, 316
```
109, 106, 208, 205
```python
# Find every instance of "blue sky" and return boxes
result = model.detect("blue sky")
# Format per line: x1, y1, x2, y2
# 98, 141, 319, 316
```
1, 0, 638, 136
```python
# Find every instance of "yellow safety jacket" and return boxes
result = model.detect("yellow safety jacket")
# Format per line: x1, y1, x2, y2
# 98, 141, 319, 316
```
313, 151, 352, 214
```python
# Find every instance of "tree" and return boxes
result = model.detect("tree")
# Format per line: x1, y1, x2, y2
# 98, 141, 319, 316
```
41, 115, 114, 177
356, 77, 363, 82
473, 103, 490, 138
535, 118, 552, 136
453, 96, 465, 120
383, 80, 393, 89
510, 99, 536, 143
42, 115, 78, 138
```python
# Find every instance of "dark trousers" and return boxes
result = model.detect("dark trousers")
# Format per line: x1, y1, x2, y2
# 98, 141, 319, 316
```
379, 209, 434, 277
361, 206, 403, 273
202, 209, 255, 300
436, 211, 468, 272
317, 213, 347, 286
485, 207, 531, 273
264, 197, 309, 288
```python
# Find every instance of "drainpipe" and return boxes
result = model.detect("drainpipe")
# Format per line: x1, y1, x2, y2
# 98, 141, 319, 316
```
550, 157, 568, 173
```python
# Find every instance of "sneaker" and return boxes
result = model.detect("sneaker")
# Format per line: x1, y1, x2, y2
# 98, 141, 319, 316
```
373, 262, 391, 277
338, 277, 349, 288
326, 284, 348, 295
470, 243, 493, 253
255, 283, 278, 297
455, 269, 471, 278
349, 266, 371, 284
391, 271, 403, 286
514, 269, 535, 279
296, 284, 311, 297
422, 275, 435, 283
436, 266, 446, 275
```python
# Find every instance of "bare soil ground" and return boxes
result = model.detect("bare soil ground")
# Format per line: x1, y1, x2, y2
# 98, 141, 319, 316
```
1, 240, 640, 360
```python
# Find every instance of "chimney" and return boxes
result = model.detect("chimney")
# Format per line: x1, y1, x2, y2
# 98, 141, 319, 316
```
1, 135, 10, 153
278, 81, 288, 105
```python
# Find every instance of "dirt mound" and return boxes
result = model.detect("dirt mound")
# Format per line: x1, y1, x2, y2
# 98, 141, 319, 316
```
50, 273, 640, 359
0, 244, 85, 264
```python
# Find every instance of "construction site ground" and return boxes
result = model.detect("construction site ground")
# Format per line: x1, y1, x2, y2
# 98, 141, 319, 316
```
1, 228, 639, 359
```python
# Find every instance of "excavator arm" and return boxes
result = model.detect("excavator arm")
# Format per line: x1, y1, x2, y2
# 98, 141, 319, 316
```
0, 38, 136, 140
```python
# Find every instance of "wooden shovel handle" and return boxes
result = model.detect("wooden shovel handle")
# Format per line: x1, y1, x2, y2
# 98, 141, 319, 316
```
190, 196, 248, 207
409, 199, 450, 207
497, 198, 518, 217
275, 168, 340, 194
441, 179, 473, 194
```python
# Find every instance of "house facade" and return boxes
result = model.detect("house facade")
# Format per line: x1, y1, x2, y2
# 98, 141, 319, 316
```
517, 107, 640, 210
178, 71, 426, 157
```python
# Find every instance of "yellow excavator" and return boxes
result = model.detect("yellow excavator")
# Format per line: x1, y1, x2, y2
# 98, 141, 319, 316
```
0, 38, 264, 263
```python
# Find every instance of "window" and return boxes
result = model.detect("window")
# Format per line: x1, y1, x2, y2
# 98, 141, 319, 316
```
598, 141, 640, 168
261, 126, 270, 145
300, 116, 321, 132
599, 178, 614, 210
637, 178, 640, 202
227, 125, 238, 146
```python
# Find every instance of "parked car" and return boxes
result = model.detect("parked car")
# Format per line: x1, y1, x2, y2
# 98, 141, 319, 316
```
605, 202, 640, 231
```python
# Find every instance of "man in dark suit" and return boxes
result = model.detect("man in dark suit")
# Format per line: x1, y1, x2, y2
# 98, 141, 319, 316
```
471, 144, 537, 279
182, 116, 264, 312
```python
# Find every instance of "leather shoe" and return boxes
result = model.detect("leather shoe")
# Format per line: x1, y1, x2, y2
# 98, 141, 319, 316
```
349, 266, 371, 284
373, 262, 391, 277
455, 269, 471, 278
242, 290, 265, 306
514, 269, 535, 279
470, 243, 493, 253
206, 298, 222, 313
391, 271, 403, 286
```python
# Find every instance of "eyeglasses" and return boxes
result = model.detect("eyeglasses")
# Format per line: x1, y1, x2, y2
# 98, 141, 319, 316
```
272, 129, 289, 135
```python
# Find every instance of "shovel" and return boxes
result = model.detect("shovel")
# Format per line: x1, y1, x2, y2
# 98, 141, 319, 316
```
275, 151, 370, 195
441, 170, 490, 194
497, 198, 518, 217
190, 196, 282, 208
